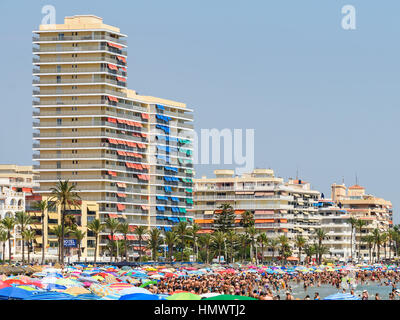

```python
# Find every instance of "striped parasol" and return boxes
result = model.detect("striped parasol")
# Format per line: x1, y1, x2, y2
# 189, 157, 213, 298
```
89, 283, 119, 297
106, 283, 134, 291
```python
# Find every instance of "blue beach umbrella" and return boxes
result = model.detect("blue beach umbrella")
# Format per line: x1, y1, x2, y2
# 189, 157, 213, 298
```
0, 287, 36, 300
119, 293, 166, 300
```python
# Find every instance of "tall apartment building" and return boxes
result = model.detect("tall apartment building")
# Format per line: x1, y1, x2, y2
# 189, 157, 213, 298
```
32, 15, 194, 261
0, 165, 37, 259
331, 183, 393, 261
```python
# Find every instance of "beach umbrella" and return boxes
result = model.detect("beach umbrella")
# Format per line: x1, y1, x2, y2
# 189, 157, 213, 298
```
45, 283, 67, 291
167, 292, 201, 300
64, 286, 91, 295
119, 293, 166, 300
200, 292, 220, 298
0, 287, 36, 300
119, 287, 151, 295
140, 281, 157, 288
26, 292, 76, 300
89, 283, 119, 297
107, 283, 134, 291
204, 295, 258, 300
324, 293, 360, 300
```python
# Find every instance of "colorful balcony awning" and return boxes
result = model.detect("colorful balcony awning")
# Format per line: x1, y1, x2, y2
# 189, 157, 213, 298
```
107, 64, 118, 70
141, 113, 149, 119
107, 95, 118, 102
117, 204, 125, 211
117, 56, 126, 63
108, 42, 123, 49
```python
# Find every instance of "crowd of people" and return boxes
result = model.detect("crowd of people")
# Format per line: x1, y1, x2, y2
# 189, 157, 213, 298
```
147, 269, 400, 300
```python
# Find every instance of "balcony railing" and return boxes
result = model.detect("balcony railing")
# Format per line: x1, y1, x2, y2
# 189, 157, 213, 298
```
33, 88, 128, 98
32, 131, 147, 143
33, 67, 126, 77
33, 55, 126, 66
32, 34, 127, 45
33, 78, 127, 87
33, 45, 127, 56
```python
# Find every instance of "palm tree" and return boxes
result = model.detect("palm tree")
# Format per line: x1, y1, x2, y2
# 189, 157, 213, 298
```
238, 233, 249, 262
34, 200, 52, 264
381, 232, 388, 261
21, 229, 36, 264
372, 228, 383, 263
134, 226, 147, 263
268, 238, 279, 262
199, 233, 212, 264
349, 217, 357, 260
212, 231, 226, 263
0, 229, 8, 262
118, 222, 130, 261
49, 180, 81, 264
72, 229, 86, 263
15, 211, 33, 264
362, 235, 374, 264
388, 229, 397, 260
247, 226, 257, 262
50, 225, 71, 262
174, 222, 189, 260
355, 219, 367, 262
313, 229, 327, 264
104, 218, 120, 262
1, 217, 16, 263
225, 229, 237, 263
148, 228, 161, 261
164, 230, 177, 262
87, 219, 104, 264
294, 235, 306, 264
304, 244, 316, 264
189, 223, 201, 261
257, 233, 268, 264
278, 235, 290, 265
240, 211, 255, 229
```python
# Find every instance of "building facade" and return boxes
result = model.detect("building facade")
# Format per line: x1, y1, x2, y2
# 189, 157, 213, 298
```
0, 165, 37, 260
32, 15, 194, 261
331, 183, 393, 261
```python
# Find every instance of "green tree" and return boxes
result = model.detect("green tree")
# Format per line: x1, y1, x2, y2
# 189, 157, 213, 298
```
294, 235, 306, 264
240, 211, 255, 229
15, 211, 33, 264
212, 231, 226, 263
118, 222, 130, 261
21, 229, 36, 265
268, 238, 279, 262
164, 230, 177, 262
199, 233, 212, 264
304, 244, 316, 264
50, 225, 72, 262
0, 228, 8, 262
278, 235, 291, 265
313, 229, 327, 264
87, 219, 104, 264
349, 217, 357, 260
134, 226, 148, 263
104, 218, 120, 262
257, 233, 268, 264
372, 228, 383, 263
362, 234, 374, 264
72, 229, 86, 263
189, 223, 201, 261
213, 203, 235, 233
34, 200, 54, 264
355, 219, 367, 262
1, 217, 16, 263
247, 226, 257, 262
225, 230, 238, 263
148, 228, 161, 261
49, 180, 81, 264
174, 222, 189, 259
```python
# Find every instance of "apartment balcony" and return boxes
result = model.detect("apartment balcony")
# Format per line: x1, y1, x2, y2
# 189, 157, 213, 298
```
32, 34, 127, 46
33, 66, 127, 77
32, 131, 147, 143
33, 99, 147, 113
33, 109, 144, 122
32, 45, 127, 56
35, 163, 149, 173
33, 55, 127, 67
83, 196, 148, 204
194, 195, 294, 201
32, 120, 146, 130
33, 78, 127, 88
35, 184, 147, 194
35, 174, 149, 184
33, 88, 128, 98
32, 152, 147, 162
194, 204, 293, 210
32, 142, 143, 151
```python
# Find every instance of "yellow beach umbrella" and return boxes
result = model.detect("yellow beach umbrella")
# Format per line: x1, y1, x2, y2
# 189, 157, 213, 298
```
64, 286, 91, 295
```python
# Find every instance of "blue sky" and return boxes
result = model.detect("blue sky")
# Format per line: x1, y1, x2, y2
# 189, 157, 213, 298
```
0, 0, 399, 223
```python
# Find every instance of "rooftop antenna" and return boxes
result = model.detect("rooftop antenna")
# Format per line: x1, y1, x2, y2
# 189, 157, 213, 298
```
355, 172, 358, 185
342, 176, 345, 185
296, 167, 299, 180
